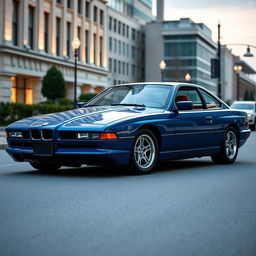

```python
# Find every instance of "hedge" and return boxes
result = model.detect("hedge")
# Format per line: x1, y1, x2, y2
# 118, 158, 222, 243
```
0, 102, 73, 126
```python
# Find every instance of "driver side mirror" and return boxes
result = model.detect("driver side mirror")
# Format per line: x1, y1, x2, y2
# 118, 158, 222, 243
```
76, 102, 86, 108
176, 101, 193, 111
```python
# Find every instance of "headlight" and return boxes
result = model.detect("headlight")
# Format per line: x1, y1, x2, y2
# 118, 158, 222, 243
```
8, 131, 23, 138
247, 113, 253, 117
77, 132, 118, 140
77, 132, 100, 139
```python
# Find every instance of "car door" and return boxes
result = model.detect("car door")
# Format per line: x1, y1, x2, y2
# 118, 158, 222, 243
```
172, 87, 215, 151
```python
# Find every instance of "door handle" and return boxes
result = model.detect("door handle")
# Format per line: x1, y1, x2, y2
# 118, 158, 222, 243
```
206, 116, 213, 121
205, 116, 213, 123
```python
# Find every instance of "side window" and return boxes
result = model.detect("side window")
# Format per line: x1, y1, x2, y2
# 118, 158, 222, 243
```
175, 88, 203, 110
199, 89, 221, 109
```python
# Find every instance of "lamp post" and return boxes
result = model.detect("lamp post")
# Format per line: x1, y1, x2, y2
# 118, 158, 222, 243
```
159, 60, 166, 82
185, 73, 191, 82
234, 65, 242, 100
72, 37, 81, 108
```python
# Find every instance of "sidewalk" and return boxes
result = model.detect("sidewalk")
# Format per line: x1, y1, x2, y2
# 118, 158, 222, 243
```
0, 127, 7, 149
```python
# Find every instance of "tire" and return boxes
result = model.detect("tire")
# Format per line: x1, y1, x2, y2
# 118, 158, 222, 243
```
211, 127, 238, 164
130, 129, 159, 174
30, 162, 61, 172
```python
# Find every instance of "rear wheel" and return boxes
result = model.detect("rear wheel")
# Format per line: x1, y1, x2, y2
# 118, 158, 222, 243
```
211, 127, 238, 164
130, 129, 158, 174
30, 162, 61, 172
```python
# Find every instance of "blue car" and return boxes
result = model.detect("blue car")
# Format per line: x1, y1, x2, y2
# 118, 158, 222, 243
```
6, 83, 250, 174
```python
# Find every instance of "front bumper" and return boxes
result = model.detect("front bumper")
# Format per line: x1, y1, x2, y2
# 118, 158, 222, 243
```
6, 139, 132, 166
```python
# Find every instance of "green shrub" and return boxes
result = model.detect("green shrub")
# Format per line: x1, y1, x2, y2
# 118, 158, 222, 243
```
41, 66, 66, 101
0, 102, 72, 126
78, 93, 97, 102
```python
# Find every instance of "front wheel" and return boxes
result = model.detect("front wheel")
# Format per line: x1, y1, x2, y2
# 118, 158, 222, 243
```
30, 162, 61, 172
211, 127, 238, 164
130, 129, 159, 174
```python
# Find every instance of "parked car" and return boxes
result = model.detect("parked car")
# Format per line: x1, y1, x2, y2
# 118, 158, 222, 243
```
6, 83, 250, 174
231, 101, 256, 130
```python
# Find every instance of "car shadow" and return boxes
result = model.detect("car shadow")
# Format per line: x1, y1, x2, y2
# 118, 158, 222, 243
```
8, 158, 215, 178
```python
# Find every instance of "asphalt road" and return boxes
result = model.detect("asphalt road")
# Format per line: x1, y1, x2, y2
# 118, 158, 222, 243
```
0, 133, 256, 256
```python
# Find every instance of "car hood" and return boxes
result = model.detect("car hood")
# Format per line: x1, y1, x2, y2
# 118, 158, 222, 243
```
7, 106, 162, 129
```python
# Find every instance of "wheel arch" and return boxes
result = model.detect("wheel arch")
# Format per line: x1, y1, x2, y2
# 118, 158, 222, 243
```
137, 124, 162, 149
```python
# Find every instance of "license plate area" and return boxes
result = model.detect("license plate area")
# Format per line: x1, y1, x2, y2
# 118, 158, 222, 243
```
33, 142, 54, 156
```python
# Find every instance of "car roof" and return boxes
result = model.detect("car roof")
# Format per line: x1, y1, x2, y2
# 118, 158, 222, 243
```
231, 101, 256, 104
111, 82, 205, 89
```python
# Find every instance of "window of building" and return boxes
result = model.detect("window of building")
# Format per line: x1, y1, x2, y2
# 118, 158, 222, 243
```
114, 38, 117, 53
118, 40, 121, 54
131, 46, 135, 59
56, 0, 62, 3
126, 25, 129, 38
85, 30, 89, 63
114, 59, 117, 73
77, 0, 82, 14
93, 34, 96, 64
109, 37, 112, 51
126, 44, 129, 57
109, 58, 112, 72
44, 12, 49, 53
132, 64, 136, 77
122, 62, 125, 75
118, 61, 121, 74
56, 17, 61, 56
118, 21, 121, 34
28, 6, 35, 49
66, 22, 71, 57
122, 42, 125, 56
126, 63, 129, 76
113, 19, 117, 32
12, 0, 19, 46
100, 10, 104, 26
109, 16, 112, 30
77, 26, 81, 60
122, 23, 125, 36
99, 36, 103, 67
132, 28, 136, 40
85, 1, 90, 18
67, 0, 72, 9
93, 6, 97, 23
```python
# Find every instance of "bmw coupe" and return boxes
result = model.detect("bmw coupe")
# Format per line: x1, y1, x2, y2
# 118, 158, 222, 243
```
6, 83, 251, 174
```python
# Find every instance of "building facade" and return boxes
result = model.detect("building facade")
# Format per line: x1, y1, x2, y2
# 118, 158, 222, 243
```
106, 0, 152, 85
145, 17, 217, 93
0, 0, 109, 103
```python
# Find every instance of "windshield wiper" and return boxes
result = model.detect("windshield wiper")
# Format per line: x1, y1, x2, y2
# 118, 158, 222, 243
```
111, 103, 146, 107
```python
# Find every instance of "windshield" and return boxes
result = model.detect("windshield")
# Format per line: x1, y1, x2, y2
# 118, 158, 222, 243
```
87, 84, 172, 109
231, 103, 254, 110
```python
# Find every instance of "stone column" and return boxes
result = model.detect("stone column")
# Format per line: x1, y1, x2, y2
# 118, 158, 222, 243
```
37, 0, 44, 52
0, 74, 12, 102
31, 78, 44, 103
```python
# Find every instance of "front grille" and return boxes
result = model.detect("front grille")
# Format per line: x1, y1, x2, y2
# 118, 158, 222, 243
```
31, 129, 41, 140
30, 129, 53, 140
10, 141, 33, 147
42, 129, 53, 140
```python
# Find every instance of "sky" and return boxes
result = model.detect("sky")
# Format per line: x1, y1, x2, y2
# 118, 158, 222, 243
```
151, 0, 256, 71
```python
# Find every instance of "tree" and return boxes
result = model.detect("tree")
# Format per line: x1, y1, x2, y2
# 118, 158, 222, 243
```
79, 93, 97, 102
41, 66, 66, 102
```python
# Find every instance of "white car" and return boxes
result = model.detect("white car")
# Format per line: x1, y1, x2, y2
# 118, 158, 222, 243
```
231, 101, 256, 130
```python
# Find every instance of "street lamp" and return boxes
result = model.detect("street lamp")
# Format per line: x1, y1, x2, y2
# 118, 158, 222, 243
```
244, 46, 254, 57
185, 73, 191, 82
234, 64, 242, 100
159, 60, 166, 82
72, 37, 81, 108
